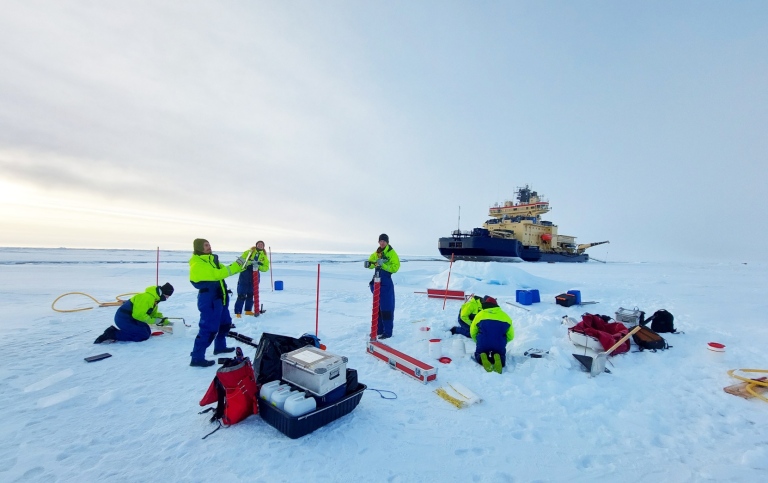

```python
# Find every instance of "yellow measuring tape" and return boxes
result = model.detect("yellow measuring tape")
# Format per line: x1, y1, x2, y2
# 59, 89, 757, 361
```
727, 369, 768, 403
52, 292, 137, 313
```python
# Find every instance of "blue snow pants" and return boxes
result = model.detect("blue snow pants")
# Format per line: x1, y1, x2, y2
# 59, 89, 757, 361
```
234, 267, 258, 314
369, 270, 395, 338
113, 301, 151, 342
473, 319, 509, 367
190, 280, 233, 361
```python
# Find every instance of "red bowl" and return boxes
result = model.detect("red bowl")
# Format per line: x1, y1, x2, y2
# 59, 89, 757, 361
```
419, 327, 431, 331
438, 357, 452, 364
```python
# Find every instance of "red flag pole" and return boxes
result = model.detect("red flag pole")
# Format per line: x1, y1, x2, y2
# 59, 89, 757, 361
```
269, 246, 274, 291
156, 246, 159, 285
442, 253, 455, 311
315, 263, 321, 337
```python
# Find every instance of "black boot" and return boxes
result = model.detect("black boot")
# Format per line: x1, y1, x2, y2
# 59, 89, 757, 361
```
94, 326, 118, 344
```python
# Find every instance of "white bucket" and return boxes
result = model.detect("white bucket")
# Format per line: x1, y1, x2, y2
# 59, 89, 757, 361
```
429, 339, 442, 358
451, 339, 466, 357
283, 392, 317, 417
259, 380, 283, 401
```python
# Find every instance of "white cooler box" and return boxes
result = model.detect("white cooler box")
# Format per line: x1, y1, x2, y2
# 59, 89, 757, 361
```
615, 307, 644, 328
281, 346, 348, 397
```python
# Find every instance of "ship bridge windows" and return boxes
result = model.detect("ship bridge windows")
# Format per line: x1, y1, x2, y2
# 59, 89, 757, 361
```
448, 241, 463, 248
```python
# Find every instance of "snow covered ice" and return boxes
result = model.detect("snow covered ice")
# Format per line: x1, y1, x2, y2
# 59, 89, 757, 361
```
1, 248, 767, 482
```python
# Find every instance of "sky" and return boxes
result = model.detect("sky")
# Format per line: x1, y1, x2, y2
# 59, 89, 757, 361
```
2, 249, 767, 481
0, 1, 767, 262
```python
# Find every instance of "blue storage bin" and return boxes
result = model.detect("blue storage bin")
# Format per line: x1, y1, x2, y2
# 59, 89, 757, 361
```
567, 290, 581, 305
529, 289, 540, 303
275, 280, 284, 290
515, 290, 525, 303
518, 291, 533, 305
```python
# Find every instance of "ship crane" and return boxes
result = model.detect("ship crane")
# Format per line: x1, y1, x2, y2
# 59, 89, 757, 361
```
576, 240, 610, 254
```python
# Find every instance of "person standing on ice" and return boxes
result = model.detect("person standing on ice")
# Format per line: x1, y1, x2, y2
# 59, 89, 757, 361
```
450, 294, 482, 338
470, 296, 514, 374
365, 233, 400, 339
189, 238, 255, 367
234, 240, 270, 318
94, 283, 174, 344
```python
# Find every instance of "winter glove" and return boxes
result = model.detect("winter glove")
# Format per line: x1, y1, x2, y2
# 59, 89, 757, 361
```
154, 317, 169, 326
364, 261, 372, 268
375, 258, 385, 268
235, 256, 247, 268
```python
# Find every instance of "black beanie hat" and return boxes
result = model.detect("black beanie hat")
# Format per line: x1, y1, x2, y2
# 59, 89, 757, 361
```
379, 233, 389, 243
160, 282, 174, 297
193, 238, 209, 255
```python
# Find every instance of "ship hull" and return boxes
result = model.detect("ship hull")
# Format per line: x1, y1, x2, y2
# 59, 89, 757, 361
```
438, 234, 588, 263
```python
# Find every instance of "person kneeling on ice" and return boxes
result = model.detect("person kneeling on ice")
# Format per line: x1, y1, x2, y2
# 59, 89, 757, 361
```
234, 240, 270, 318
189, 238, 256, 367
450, 294, 482, 338
470, 296, 514, 374
94, 283, 174, 344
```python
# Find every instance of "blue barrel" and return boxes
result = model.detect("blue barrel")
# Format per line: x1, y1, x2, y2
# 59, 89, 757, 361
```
515, 289, 525, 303
518, 291, 533, 305
529, 289, 541, 303
567, 290, 581, 305
275, 280, 284, 291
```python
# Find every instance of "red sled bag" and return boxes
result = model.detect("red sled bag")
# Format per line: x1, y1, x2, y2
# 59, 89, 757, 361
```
199, 352, 259, 438
569, 314, 631, 355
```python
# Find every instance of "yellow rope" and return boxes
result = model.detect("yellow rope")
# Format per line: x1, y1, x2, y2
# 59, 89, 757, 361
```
727, 369, 768, 403
52, 292, 137, 313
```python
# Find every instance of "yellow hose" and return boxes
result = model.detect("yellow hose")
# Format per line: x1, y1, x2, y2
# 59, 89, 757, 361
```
727, 369, 768, 403
52, 292, 137, 313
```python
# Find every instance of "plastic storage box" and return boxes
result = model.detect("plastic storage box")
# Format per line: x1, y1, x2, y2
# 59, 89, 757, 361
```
281, 346, 348, 396
258, 383, 366, 439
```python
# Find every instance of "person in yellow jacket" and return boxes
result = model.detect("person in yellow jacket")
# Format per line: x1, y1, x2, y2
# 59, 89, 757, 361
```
189, 238, 255, 367
470, 296, 514, 374
450, 294, 482, 338
365, 234, 400, 339
94, 283, 174, 343
234, 240, 270, 317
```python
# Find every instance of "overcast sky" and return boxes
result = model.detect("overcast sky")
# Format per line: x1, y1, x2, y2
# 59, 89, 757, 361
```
1, 1, 766, 262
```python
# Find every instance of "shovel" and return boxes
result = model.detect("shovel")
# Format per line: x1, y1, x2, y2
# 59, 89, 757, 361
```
573, 325, 641, 377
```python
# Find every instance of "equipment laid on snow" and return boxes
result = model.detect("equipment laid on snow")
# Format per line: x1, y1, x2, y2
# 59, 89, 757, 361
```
52, 292, 136, 313
724, 370, 768, 402
556, 293, 577, 307
645, 309, 680, 334
632, 325, 670, 352
84, 353, 112, 363
435, 382, 481, 409
615, 307, 645, 328
573, 326, 641, 377
505, 301, 531, 312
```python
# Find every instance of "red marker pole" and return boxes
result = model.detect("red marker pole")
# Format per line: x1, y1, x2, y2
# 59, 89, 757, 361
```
156, 247, 159, 286
442, 253, 455, 310
315, 264, 321, 337
269, 247, 274, 291
370, 269, 381, 341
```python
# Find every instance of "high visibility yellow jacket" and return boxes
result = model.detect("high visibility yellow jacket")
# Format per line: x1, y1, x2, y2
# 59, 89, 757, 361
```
129, 286, 165, 324
255, 250, 269, 272
459, 296, 483, 325
189, 250, 249, 304
470, 306, 515, 343
367, 245, 400, 274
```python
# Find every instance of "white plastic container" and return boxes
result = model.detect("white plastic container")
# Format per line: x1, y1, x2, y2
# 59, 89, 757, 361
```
283, 392, 317, 417
428, 339, 442, 358
259, 380, 284, 401
451, 339, 465, 357
270, 388, 296, 410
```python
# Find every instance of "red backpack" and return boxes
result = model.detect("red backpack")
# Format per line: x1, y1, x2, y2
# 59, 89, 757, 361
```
199, 352, 259, 438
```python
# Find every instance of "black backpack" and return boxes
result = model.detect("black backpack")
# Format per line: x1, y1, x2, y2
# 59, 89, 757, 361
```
632, 325, 670, 352
646, 309, 680, 334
